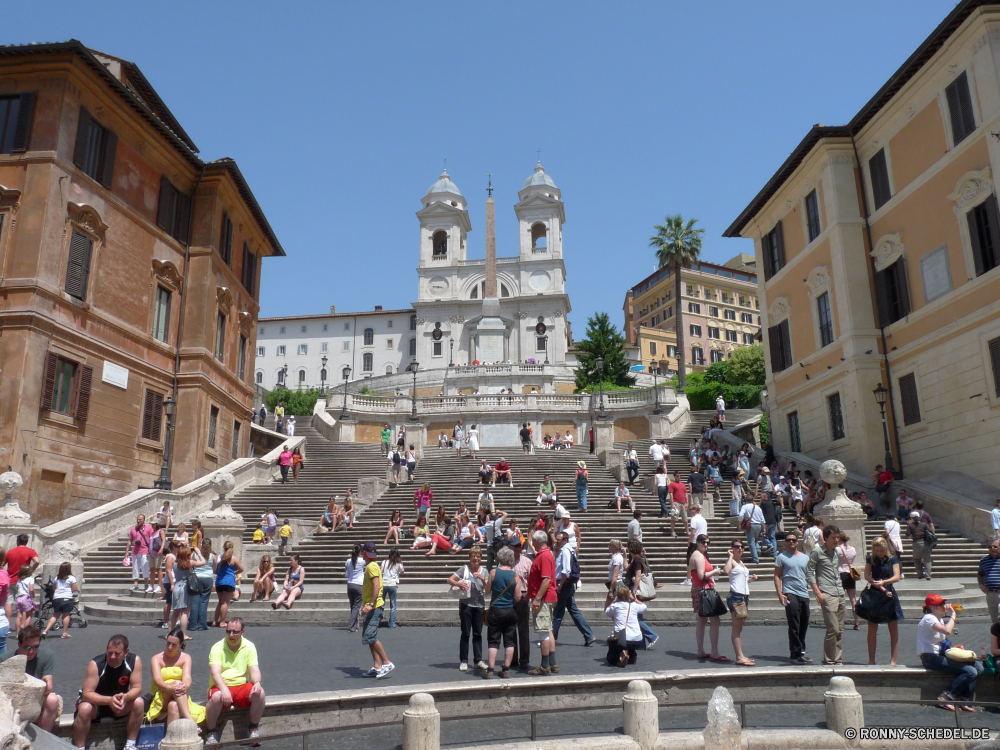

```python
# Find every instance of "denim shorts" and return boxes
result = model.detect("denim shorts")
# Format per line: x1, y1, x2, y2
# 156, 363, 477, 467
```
726, 592, 750, 613
362, 606, 383, 645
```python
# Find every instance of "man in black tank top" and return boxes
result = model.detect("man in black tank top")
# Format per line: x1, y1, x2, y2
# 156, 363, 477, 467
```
72, 635, 144, 750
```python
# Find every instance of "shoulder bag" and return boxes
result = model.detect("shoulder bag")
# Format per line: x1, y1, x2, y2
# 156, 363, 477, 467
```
837, 546, 862, 581
855, 585, 895, 623
698, 588, 728, 618
923, 528, 938, 548
731, 598, 748, 620
616, 601, 633, 647
186, 568, 204, 595
483, 573, 516, 625
450, 565, 471, 598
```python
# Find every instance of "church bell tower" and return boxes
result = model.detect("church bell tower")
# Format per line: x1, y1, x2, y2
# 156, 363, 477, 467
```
417, 169, 471, 269
514, 161, 564, 259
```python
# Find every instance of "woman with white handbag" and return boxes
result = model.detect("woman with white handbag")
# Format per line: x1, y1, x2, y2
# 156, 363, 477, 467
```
625, 540, 659, 648
447, 546, 488, 673
604, 585, 646, 667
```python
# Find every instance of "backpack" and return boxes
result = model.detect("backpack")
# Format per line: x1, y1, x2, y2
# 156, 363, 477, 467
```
151, 532, 163, 556
567, 552, 581, 584
392, 450, 402, 465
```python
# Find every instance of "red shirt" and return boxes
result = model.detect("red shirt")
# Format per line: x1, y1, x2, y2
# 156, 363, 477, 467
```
527, 547, 558, 603
495, 462, 510, 472
6, 546, 38, 589
668, 481, 688, 504
877, 471, 893, 487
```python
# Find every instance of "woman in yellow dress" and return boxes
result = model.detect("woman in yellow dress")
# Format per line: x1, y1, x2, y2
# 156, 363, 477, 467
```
146, 627, 206, 726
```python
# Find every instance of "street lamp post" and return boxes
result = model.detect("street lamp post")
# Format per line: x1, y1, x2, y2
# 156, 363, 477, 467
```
872, 383, 895, 475
340, 366, 352, 420
596, 356, 606, 421
449, 338, 454, 366
153, 396, 177, 490
650, 359, 661, 415
320, 355, 328, 396
408, 361, 420, 422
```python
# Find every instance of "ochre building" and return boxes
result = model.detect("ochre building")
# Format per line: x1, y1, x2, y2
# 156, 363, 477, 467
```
725, 0, 1000, 484
0, 42, 284, 523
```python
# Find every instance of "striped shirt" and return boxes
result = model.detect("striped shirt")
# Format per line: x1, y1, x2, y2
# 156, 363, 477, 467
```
979, 554, 1000, 590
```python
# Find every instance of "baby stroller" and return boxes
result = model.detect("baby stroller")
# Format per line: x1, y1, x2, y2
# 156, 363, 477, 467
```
33, 576, 88, 631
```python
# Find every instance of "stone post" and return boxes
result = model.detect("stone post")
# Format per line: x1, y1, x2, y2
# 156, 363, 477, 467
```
704, 685, 741, 750
622, 680, 658, 750
402, 692, 440, 750
406, 423, 427, 459
0, 472, 39, 552
158, 718, 204, 750
824, 676, 863, 747
815, 460, 866, 557
594, 420, 615, 463
334, 417, 356, 443
198, 472, 245, 561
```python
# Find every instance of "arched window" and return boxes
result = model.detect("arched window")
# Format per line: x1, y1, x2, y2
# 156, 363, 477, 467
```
385, 365, 393, 375
409, 338, 416, 356
342, 366, 351, 381
298, 369, 306, 383
432, 230, 448, 257
320, 368, 327, 381
410, 315, 417, 331
500, 283, 510, 298
363, 353, 373, 371
470, 284, 478, 299
531, 222, 548, 251
363, 328, 374, 345
255, 371, 263, 384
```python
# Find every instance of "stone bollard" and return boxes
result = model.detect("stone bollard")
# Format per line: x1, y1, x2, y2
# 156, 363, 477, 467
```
825, 675, 863, 747
622, 680, 659, 750
158, 718, 203, 750
704, 686, 741, 750
402, 692, 440, 750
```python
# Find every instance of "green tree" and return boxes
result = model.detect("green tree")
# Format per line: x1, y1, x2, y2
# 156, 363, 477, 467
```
703, 359, 730, 384
649, 215, 704, 391
574, 312, 635, 390
726, 344, 766, 386
266, 387, 323, 416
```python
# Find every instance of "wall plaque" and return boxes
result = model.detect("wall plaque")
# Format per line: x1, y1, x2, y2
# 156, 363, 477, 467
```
919, 244, 952, 305
101, 361, 129, 390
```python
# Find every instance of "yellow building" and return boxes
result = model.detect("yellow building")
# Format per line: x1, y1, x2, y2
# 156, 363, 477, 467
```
623, 255, 761, 373
725, 0, 1000, 484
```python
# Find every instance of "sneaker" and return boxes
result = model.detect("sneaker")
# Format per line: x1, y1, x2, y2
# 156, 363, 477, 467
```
130, 584, 140, 592
549, 665, 559, 673
205, 732, 220, 747
499, 667, 510, 679
376, 662, 395, 679
482, 669, 495, 679
584, 637, 596, 647
647, 636, 659, 649
363, 667, 379, 677
476, 661, 488, 671
153, 585, 162, 593
679, 579, 692, 586
459, 662, 468, 672
790, 656, 809, 665
145, 585, 154, 594
249, 725, 261, 748
527, 666, 550, 676
160, 622, 169, 629
799, 655, 814, 664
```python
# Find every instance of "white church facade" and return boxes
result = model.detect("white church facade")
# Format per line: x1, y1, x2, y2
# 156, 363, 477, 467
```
255, 163, 574, 391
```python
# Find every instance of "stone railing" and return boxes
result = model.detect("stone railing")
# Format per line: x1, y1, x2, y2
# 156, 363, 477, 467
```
0, 435, 306, 562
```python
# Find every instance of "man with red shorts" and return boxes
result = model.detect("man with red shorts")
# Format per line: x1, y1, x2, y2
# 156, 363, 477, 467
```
206, 617, 265, 747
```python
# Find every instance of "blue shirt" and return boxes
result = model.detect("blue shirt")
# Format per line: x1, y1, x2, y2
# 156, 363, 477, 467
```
979, 555, 1000, 590
775, 551, 809, 598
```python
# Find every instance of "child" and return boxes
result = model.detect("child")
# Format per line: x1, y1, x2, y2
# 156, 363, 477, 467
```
42, 562, 77, 638
279, 520, 293, 555
380, 548, 405, 628
252, 523, 265, 544
15, 565, 36, 633
232, 571, 243, 602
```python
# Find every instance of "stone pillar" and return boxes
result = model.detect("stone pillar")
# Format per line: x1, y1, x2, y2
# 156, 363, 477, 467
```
622, 680, 658, 750
198, 475, 245, 561
406, 422, 427, 459
158, 718, 204, 750
334, 417, 355, 443
824, 676, 863, 747
815, 460, 866, 557
704, 685, 741, 750
0, 472, 39, 551
402, 692, 440, 750
594, 419, 615, 461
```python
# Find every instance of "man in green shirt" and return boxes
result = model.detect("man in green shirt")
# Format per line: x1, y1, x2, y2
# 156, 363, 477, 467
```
806, 524, 846, 666
380, 424, 392, 456
361, 542, 394, 679
536, 475, 557, 505
206, 618, 265, 747
0, 625, 59, 732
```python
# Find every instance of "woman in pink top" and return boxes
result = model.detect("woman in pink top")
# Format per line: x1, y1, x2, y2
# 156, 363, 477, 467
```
278, 445, 292, 484
689, 534, 726, 662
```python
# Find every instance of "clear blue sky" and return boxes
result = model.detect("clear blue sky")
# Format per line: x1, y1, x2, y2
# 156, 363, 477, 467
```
9, 1, 955, 335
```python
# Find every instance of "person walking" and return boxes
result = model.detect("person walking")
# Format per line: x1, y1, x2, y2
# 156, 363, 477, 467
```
689, 534, 726, 661
873, 464, 893, 519
760, 492, 779, 558
381, 549, 404, 628
654, 466, 669, 518
667, 471, 689, 538
483, 547, 520, 679
126, 515, 154, 594
588, 426, 595, 454
724, 540, 756, 665
977, 538, 1000, 625
527, 530, 558, 675
453, 420, 465, 457
739, 496, 764, 564
360, 543, 394, 678
623, 443, 640, 485
448, 546, 488, 673
467, 424, 480, 459
291, 447, 303, 484
918, 594, 983, 712
346, 545, 366, 632
883, 515, 904, 578
907, 502, 935, 580
380, 424, 392, 457
189, 542, 215, 632
405, 445, 418, 483
277, 445, 292, 484
836, 532, 861, 631
862, 537, 904, 665
575, 461, 589, 512
551, 532, 595, 646
991, 497, 1000, 541
807, 524, 846, 665
627, 510, 643, 543
167, 547, 194, 636
607, 539, 625, 592
774, 531, 812, 664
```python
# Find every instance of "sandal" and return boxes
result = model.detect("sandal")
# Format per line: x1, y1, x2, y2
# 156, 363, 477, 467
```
710, 655, 731, 663
735, 659, 755, 666
959, 704, 977, 712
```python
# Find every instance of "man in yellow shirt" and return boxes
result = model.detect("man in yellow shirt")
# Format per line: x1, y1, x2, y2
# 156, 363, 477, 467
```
361, 542, 394, 679
278, 521, 292, 555
205, 618, 265, 746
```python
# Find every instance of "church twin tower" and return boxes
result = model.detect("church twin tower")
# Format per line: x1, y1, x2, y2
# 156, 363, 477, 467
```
413, 163, 571, 368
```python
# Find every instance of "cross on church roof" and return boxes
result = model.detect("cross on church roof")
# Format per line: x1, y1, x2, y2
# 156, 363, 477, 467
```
536, 148, 542, 165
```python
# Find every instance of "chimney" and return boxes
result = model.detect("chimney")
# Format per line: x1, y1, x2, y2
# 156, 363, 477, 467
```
330, 305, 336, 314
374, 305, 383, 312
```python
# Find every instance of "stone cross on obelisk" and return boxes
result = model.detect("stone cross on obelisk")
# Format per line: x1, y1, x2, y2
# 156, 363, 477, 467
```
476, 173, 505, 362
484, 174, 497, 298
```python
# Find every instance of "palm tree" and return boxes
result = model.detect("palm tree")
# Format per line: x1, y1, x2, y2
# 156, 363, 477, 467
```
649, 215, 704, 391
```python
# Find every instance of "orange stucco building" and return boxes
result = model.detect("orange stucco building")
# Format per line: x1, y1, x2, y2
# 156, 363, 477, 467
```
725, 1, 1000, 484
0, 42, 284, 523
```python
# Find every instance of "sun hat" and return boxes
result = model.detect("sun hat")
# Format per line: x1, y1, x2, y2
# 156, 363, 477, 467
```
760, 466, 770, 473
577, 461, 587, 469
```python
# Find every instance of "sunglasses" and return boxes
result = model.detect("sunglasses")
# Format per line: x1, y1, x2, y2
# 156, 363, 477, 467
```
226, 629, 244, 636
699, 540, 711, 545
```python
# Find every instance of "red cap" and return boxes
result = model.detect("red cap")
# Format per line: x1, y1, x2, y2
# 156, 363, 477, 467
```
924, 593, 947, 607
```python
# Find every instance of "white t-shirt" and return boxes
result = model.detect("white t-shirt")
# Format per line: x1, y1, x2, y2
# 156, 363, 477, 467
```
728, 561, 750, 595
804, 526, 824, 549
716, 397, 725, 410
916, 613, 944, 655
608, 552, 625, 584
655, 473, 669, 488
345, 558, 366, 585
381, 561, 404, 587
605, 600, 647, 641
992, 507, 1000, 531
649, 444, 664, 462
16, 577, 33, 598
689, 514, 707, 540
54, 575, 77, 600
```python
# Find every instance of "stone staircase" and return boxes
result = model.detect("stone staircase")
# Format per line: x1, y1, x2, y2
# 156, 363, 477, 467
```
79, 411, 990, 625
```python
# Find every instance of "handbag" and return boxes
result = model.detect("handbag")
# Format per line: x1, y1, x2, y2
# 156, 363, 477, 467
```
615, 601, 633, 647
122, 554, 132, 568
838, 546, 862, 581
637, 572, 656, 600
186, 570, 204, 595
923, 528, 938, 547
855, 585, 896, 624
698, 588, 728, 618
732, 599, 748, 620
136, 722, 166, 750
483, 574, 516, 625
450, 565, 472, 599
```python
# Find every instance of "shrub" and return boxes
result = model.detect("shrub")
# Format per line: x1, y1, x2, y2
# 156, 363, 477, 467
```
265, 388, 322, 416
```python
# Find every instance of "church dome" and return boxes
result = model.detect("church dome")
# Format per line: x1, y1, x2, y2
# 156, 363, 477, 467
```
426, 169, 463, 197
522, 162, 557, 189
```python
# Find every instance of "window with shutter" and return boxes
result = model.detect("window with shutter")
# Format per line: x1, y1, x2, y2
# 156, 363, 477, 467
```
787, 412, 802, 452
828, 393, 845, 440
156, 177, 191, 244
239, 336, 247, 381
65, 230, 94, 300
220, 211, 234, 266
869, 149, 892, 210
141, 390, 164, 441
363, 328, 374, 345
988, 336, 1000, 397
0, 93, 35, 154
691, 347, 704, 365
208, 406, 219, 449
363, 352, 373, 371
761, 222, 785, 280
215, 313, 226, 362
409, 338, 416, 356
945, 71, 976, 145
72, 106, 116, 187
898, 373, 921, 425
232, 421, 241, 460
153, 286, 171, 343
805, 189, 821, 241
967, 196, 1000, 277
40, 352, 58, 411
241, 243, 256, 294
874, 257, 911, 326
768, 320, 792, 372
74, 364, 93, 421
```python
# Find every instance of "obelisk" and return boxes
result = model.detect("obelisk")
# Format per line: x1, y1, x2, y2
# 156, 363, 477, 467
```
477, 176, 506, 362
